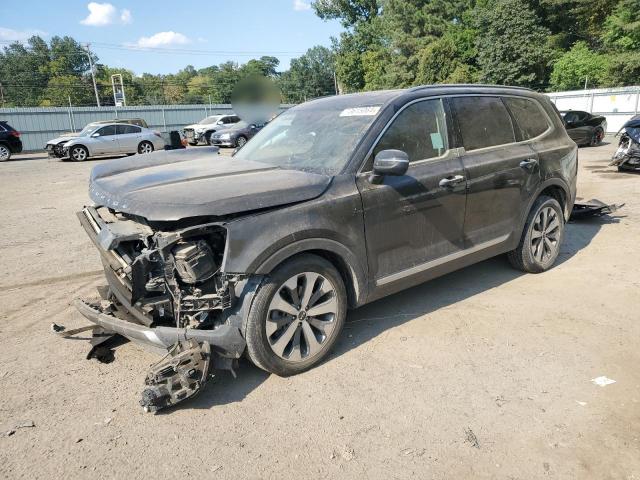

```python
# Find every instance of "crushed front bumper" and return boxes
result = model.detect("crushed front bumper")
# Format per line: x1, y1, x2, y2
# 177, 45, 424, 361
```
74, 298, 246, 357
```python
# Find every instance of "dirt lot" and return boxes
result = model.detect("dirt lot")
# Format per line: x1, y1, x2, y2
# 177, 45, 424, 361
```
0, 142, 638, 479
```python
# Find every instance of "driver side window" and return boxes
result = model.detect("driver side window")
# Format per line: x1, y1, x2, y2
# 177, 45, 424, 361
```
97, 125, 117, 136
373, 98, 448, 165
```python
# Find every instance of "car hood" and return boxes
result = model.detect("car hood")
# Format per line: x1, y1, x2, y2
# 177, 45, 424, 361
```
88, 148, 332, 221
47, 134, 80, 145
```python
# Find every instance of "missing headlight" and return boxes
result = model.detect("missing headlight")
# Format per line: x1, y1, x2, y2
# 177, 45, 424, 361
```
173, 240, 218, 284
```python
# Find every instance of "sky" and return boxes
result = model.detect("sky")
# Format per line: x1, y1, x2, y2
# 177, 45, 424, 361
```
0, 0, 343, 74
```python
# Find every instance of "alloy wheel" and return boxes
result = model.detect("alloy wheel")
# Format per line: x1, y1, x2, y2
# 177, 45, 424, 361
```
266, 272, 338, 362
0, 145, 10, 161
530, 206, 560, 262
236, 137, 247, 148
140, 142, 153, 154
71, 147, 87, 161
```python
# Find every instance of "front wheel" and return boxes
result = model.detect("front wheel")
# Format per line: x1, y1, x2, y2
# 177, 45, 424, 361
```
0, 144, 11, 161
70, 145, 89, 162
507, 195, 564, 273
245, 254, 347, 376
138, 141, 154, 154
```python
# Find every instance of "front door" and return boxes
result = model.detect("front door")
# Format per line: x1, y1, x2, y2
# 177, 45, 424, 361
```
450, 95, 541, 247
91, 125, 119, 155
356, 98, 467, 287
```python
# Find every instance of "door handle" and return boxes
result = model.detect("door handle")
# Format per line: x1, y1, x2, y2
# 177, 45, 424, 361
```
520, 158, 538, 170
439, 175, 465, 188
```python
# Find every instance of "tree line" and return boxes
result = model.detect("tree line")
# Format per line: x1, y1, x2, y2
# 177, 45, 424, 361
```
0, 0, 638, 107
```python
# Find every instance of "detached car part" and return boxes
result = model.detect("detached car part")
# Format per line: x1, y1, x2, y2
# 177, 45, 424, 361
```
570, 199, 624, 220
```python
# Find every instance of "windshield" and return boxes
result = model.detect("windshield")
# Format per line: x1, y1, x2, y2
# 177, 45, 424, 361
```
198, 116, 222, 125
234, 101, 381, 175
78, 123, 101, 136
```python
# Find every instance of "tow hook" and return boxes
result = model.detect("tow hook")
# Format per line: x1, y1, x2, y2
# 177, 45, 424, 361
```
140, 339, 211, 413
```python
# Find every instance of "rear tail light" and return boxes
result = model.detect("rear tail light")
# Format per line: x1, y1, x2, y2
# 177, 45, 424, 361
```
9, 131, 20, 137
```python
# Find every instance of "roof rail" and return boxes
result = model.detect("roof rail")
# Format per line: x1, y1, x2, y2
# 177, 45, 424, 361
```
408, 84, 534, 93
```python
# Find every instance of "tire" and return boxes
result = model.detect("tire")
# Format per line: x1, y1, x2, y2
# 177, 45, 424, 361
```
590, 128, 604, 146
188, 141, 198, 146
0, 144, 11, 161
245, 253, 347, 376
236, 136, 247, 148
69, 145, 89, 162
138, 141, 154, 154
508, 195, 565, 273
205, 131, 214, 146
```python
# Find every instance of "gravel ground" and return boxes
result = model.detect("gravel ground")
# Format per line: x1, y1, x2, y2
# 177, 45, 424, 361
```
0, 141, 638, 479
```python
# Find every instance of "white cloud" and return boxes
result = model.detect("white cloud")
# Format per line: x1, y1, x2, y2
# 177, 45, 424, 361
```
80, 3, 132, 26
120, 9, 132, 24
133, 31, 190, 48
293, 0, 311, 11
0, 27, 48, 42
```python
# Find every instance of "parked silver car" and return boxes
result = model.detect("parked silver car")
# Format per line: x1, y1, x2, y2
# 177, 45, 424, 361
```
46, 122, 166, 161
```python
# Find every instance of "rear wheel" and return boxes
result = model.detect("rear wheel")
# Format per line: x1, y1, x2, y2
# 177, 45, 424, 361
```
188, 141, 198, 146
236, 136, 247, 148
138, 141, 154, 154
0, 144, 11, 161
70, 145, 88, 162
507, 195, 564, 273
245, 254, 347, 376
590, 127, 604, 146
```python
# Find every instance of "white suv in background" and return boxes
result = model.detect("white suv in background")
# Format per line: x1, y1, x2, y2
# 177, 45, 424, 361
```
182, 114, 240, 146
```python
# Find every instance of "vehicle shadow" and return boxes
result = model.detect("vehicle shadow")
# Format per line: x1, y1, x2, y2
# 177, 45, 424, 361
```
181, 213, 619, 412
329, 213, 618, 362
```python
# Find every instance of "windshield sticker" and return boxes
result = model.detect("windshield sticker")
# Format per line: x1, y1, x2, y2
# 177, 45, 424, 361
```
339, 106, 381, 117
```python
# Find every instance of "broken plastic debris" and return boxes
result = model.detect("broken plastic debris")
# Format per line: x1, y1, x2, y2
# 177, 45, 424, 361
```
591, 376, 616, 387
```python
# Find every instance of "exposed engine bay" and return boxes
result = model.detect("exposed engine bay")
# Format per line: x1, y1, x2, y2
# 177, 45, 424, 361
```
58, 205, 259, 412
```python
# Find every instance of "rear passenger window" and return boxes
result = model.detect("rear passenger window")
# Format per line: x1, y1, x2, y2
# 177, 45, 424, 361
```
374, 98, 448, 163
504, 97, 550, 140
451, 96, 515, 150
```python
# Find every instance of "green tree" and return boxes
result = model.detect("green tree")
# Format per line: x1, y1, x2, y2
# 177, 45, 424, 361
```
312, 0, 380, 26
602, 0, 640, 50
279, 46, 336, 102
475, 0, 553, 88
549, 41, 609, 90
43, 75, 95, 106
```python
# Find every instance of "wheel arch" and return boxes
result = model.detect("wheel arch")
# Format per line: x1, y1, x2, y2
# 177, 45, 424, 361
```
253, 238, 367, 309
521, 178, 571, 230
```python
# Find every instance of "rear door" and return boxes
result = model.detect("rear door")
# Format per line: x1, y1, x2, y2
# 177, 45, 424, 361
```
450, 95, 540, 248
116, 124, 142, 153
356, 97, 467, 286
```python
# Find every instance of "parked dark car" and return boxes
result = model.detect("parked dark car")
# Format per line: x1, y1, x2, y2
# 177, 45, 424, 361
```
70, 85, 577, 411
0, 121, 23, 161
561, 110, 607, 146
210, 121, 265, 148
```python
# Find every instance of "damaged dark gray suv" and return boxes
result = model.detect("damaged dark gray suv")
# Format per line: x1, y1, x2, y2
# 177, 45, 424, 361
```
71, 85, 577, 411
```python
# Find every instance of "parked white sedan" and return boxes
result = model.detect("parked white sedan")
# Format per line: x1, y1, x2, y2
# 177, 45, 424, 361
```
46, 122, 166, 161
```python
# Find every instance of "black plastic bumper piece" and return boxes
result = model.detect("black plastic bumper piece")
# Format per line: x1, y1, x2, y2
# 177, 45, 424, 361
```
74, 299, 246, 358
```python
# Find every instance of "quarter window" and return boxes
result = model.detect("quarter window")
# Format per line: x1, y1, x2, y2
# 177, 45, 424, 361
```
504, 97, 550, 140
451, 96, 515, 150
373, 98, 448, 163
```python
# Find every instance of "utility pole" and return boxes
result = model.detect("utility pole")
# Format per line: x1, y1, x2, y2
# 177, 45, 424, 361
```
333, 72, 339, 95
84, 43, 101, 107
0, 82, 4, 107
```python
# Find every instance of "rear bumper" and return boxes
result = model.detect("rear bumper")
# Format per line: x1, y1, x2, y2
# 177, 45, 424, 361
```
74, 298, 246, 357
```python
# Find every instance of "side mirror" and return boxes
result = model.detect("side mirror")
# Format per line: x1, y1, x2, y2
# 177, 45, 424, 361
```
370, 149, 409, 183
217, 121, 224, 125
91, 132, 100, 138
250, 124, 256, 129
